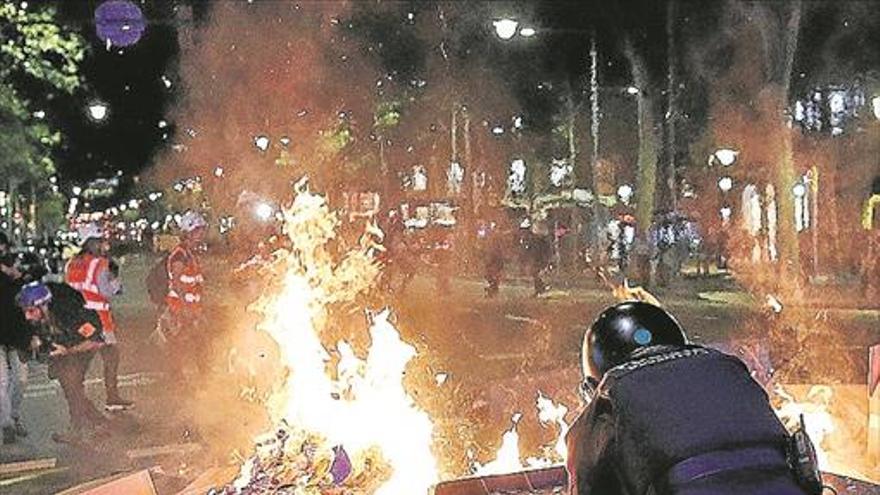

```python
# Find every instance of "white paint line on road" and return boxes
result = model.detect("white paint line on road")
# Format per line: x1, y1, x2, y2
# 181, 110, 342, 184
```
24, 371, 165, 399
0, 457, 56, 475
126, 442, 201, 459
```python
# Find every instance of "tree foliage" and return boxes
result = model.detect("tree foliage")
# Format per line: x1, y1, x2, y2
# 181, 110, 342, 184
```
0, 2, 83, 191
0, 3, 83, 93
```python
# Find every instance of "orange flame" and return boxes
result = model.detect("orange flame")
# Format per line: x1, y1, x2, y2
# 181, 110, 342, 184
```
238, 188, 437, 493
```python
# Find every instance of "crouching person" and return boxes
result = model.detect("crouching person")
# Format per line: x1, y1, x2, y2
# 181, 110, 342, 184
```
567, 301, 813, 495
17, 282, 106, 443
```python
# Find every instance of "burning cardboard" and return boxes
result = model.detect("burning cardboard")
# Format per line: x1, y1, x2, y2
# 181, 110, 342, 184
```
214, 424, 391, 494
214, 187, 437, 494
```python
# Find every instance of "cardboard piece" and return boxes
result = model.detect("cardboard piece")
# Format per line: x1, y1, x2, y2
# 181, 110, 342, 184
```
434, 465, 567, 495
59, 469, 157, 495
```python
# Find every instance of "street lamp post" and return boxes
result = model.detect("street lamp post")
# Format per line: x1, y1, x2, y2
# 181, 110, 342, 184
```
491, 23, 637, 254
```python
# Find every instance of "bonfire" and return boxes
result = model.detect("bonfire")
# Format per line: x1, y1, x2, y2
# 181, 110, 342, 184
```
218, 184, 437, 494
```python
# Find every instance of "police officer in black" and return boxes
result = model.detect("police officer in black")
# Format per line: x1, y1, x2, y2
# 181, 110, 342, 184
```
566, 301, 809, 495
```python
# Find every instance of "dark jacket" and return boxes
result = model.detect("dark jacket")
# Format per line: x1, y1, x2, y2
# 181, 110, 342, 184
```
42, 282, 104, 348
0, 271, 32, 351
566, 345, 805, 495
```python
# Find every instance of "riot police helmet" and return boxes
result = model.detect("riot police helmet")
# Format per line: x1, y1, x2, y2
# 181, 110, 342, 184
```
582, 301, 687, 379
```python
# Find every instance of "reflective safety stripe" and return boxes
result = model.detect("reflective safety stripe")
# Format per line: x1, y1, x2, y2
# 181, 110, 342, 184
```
84, 300, 110, 311
67, 254, 111, 316
69, 281, 100, 293
179, 274, 203, 284
167, 290, 201, 304
86, 257, 101, 287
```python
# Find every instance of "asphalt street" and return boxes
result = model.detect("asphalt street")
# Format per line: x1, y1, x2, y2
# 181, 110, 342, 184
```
2, 254, 879, 493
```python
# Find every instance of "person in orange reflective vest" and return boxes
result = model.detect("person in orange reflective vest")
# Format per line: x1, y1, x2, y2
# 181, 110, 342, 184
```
65, 223, 133, 411
162, 211, 208, 382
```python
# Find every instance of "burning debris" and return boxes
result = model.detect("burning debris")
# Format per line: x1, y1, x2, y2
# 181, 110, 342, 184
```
215, 186, 437, 494
472, 392, 570, 478
215, 423, 392, 494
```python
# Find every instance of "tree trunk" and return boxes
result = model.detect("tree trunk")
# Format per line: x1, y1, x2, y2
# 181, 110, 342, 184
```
665, 0, 678, 211
826, 138, 843, 271
625, 40, 660, 235
588, 33, 602, 248
773, 0, 802, 279
567, 92, 577, 185
451, 104, 458, 163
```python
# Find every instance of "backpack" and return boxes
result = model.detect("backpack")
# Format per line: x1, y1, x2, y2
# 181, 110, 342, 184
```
145, 254, 169, 306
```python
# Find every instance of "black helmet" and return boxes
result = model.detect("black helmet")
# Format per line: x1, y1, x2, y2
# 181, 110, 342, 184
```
582, 301, 687, 379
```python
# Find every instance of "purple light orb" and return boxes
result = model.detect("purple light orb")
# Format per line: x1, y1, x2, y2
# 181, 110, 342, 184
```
95, 1, 146, 48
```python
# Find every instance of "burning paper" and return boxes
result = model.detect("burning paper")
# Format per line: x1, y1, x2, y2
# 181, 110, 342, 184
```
226, 187, 437, 494
475, 392, 571, 477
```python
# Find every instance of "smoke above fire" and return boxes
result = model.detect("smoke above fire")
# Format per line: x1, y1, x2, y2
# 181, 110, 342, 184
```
680, 2, 878, 481
149, 1, 380, 213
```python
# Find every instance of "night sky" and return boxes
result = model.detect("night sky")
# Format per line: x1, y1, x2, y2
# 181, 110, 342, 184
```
34, 1, 208, 186
35, 1, 880, 192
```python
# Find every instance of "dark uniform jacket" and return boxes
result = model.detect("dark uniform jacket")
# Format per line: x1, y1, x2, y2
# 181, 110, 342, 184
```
566, 344, 805, 495
43, 282, 104, 348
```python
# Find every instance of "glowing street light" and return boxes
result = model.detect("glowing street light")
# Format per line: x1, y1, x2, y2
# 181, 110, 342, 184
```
718, 176, 733, 192
87, 101, 109, 122
873, 95, 880, 121
255, 202, 274, 221
713, 148, 738, 167
493, 19, 519, 40
625, 86, 640, 95
519, 27, 536, 37
254, 135, 270, 151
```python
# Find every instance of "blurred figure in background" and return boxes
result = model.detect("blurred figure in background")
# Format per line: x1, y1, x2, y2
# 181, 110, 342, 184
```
160, 211, 208, 384
0, 253, 31, 443
482, 221, 507, 298
65, 223, 133, 411
528, 220, 552, 296
0, 232, 10, 258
